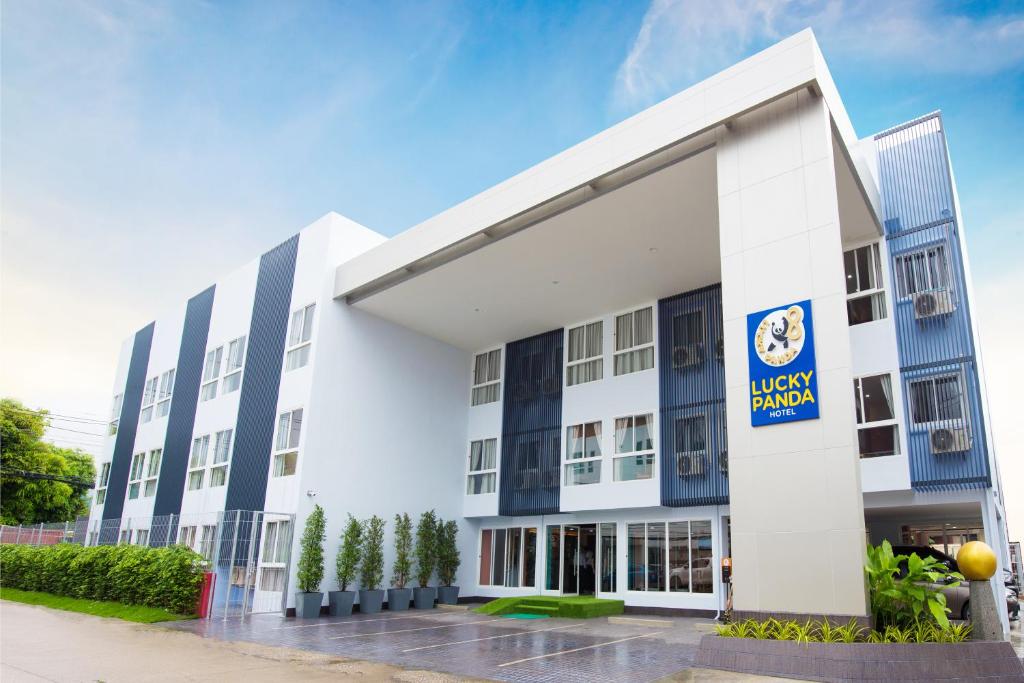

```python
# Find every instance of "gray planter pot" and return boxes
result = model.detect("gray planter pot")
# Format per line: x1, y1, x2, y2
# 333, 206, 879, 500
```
413, 586, 436, 609
295, 591, 323, 619
358, 589, 385, 614
328, 590, 355, 617
387, 587, 412, 611
437, 586, 460, 605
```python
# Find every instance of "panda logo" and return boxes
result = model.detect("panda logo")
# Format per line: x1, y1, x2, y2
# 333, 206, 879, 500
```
754, 305, 805, 367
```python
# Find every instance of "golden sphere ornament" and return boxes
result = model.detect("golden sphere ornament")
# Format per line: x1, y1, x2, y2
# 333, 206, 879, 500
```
956, 541, 997, 580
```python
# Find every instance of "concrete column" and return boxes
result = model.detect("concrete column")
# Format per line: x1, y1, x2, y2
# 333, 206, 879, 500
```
717, 90, 869, 617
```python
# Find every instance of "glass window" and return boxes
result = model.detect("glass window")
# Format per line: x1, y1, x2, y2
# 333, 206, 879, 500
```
467, 438, 497, 494
894, 244, 950, 299
201, 346, 223, 401
140, 376, 158, 423
471, 349, 502, 406
223, 336, 246, 393
627, 523, 645, 591
492, 528, 506, 587
567, 321, 603, 386
523, 527, 537, 588
109, 394, 123, 435
844, 244, 887, 325
95, 462, 111, 506
690, 521, 713, 593
613, 414, 655, 481
564, 421, 601, 486
275, 409, 303, 451
285, 304, 316, 371
127, 452, 145, 499
187, 435, 209, 490
909, 374, 965, 425
668, 522, 690, 592
479, 529, 493, 586
600, 523, 617, 593
614, 307, 654, 376
546, 526, 560, 591
647, 522, 665, 592
272, 451, 298, 477
505, 527, 522, 587
143, 449, 161, 497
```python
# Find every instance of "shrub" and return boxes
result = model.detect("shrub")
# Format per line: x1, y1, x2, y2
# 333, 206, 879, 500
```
335, 514, 362, 592
714, 617, 969, 644
865, 540, 962, 629
436, 519, 460, 587
296, 505, 326, 593
0, 543, 205, 615
392, 513, 412, 589
360, 515, 385, 591
414, 510, 437, 588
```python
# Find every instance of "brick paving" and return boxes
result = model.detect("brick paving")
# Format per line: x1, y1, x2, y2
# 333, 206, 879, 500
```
164, 609, 708, 682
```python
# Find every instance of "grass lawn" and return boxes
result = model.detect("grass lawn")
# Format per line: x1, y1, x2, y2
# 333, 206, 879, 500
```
474, 595, 624, 618
0, 587, 193, 623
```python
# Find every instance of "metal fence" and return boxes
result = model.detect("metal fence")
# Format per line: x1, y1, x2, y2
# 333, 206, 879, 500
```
3, 510, 294, 619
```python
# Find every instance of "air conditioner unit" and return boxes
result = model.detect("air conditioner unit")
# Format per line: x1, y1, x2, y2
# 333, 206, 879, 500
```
930, 427, 971, 454
677, 452, 706, 477
913, 289, 955, 319
673, 344, 704, 368
718, 449, 728, 476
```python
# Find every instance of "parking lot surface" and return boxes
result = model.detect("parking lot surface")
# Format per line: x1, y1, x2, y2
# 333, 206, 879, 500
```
165, 607, 710, 682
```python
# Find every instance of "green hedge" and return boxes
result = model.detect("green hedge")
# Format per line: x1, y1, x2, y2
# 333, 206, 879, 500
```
0, 543, 206, 615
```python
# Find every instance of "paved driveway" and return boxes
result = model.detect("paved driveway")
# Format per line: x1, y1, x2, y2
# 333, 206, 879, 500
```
165, 608, 708, 682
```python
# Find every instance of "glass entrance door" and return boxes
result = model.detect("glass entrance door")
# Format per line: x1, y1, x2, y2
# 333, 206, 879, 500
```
578, 524, 597, 596
562, 525, 579, 595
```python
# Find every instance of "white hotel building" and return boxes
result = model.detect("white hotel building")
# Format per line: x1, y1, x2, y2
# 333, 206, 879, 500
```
86, 30, 1011, 629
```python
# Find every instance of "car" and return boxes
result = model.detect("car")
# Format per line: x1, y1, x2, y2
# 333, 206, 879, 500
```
892, 545, 1018, 621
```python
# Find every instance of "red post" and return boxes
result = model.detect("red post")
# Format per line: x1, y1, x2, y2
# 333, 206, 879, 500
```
196, 572, 216, 618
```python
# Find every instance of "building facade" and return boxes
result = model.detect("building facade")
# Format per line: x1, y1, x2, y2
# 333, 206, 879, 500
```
86, 30, 1012, 632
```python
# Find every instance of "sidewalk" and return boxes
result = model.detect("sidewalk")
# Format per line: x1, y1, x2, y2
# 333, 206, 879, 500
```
0, 601, 471, 682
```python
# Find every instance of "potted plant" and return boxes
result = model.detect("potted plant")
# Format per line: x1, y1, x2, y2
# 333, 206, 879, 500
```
358, 515, 386, 613
329, 514, 362, 616
294, 504, 326, 619
436, 519, 461, 605
388, 513, 413, 611
413, 509, 438, 609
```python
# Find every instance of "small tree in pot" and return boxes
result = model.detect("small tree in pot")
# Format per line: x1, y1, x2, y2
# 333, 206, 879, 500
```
295, 504, 326, 618
358, 515, 386, 614
436, 519, 461, 604
388, 513, 413, 611
413, 509, 438, 609
329, 514, 362, 616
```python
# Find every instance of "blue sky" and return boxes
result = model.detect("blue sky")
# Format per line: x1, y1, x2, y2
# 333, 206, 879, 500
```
2, 0, 1023, 533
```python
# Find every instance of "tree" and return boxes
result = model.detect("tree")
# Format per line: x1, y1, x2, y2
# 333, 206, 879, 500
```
335, 514, 362, 591
1, 398, 97, 525
360, 515, 385, 591
392, 513, 412, 589
415, 509, 438, 588
296, 505, 326, 593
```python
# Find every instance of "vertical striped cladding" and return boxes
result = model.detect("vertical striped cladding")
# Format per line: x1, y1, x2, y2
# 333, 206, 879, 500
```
875, 113, 990, 490
499, 329, 564, 516
225, 235, 299, 512
100, 323, 154, 541
151, 286, 215, 539
658, 285, 729, 506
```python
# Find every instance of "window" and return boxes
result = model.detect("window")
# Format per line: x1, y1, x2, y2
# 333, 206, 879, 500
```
614, 306, 654, 376
600, 523, 617, 593
109, 394, 123, 435
909, 374, 965, 426
95, 462, 111, 505
273, 408, 302, 477
156, 368, 175, 417
222, 336, 246, 393
675, 415, 707, 477
564, 421, 601, 485
466, 438, 497, 494
566, 322, 603, 386
179, 525, 197, 549
134, 529, 149, 546
188, 435, 210, 490
199, 525, 216, 560
844, 243, 887, 325
262, 520, 292, 563
853, 374, 899, 458
894, 244, 951, 299
144, 449, 161, 496
285, 304, 315, 371
119, 529, 131, 545
209, 429, 232, 487
628, 520, 712, 593
201, 346, 223, 401
140, 376, 158, 423
471, 349, 502, 406
478, 526, 537, 587
128, 452, 145, 499
613, 413, 655, 481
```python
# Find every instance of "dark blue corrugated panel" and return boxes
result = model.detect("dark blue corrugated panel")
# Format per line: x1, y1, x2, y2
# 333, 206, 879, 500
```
100, 322, 154, 542
151, 285, 215, 544
875, 113, 990, 491
225, 235, 299, 512
658, 284, 729, 506
499, 328, 563, 516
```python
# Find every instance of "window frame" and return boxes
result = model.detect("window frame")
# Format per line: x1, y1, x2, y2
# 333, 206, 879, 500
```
109, 393, 123, 435
612, 412, 656, 482
140, 376, 158, 423
852, 373, 900, 459
143, 448, 162, 497
907, 372, 968, 430
893, 242, 952, 300
471, 348, 503, 406
95, 462, 111, 506
127, 452, 145, 499
626, 519, 714, 594
209, 428, 233, 487
563, 420, 603, 486
844, 242, 888, 326
613, 305, 656, 376
156, 368, 175, 417
187, 434, 210, 490
200, 345, 223, 401
222, 335, 247, 393
478, 525, 538, 588
466, 438, 498, 495
272, 407, 303, 477
285, 303, 316, 371
565, 320, 604, 387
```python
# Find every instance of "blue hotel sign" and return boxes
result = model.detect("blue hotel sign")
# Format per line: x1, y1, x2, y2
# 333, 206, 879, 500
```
747, 299, 819, 426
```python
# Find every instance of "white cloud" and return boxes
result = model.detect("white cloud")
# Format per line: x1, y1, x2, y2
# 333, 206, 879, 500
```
614, 0, 1024, 109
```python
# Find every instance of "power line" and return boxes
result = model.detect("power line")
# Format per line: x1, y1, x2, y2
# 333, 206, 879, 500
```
4, 406, 109, 425
0, 469, 94, 488
45, 425, 106, 437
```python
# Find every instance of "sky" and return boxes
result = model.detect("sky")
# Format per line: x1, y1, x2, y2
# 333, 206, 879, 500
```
1, 0, 1022, 537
